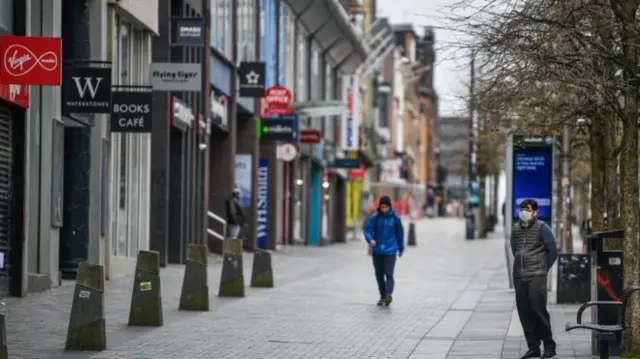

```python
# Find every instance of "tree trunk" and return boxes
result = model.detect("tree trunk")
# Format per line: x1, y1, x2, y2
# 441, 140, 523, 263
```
554, 148, 563, 243
589, 116, 606, 233
478, 175, 487, 238
620, 108, 640, 356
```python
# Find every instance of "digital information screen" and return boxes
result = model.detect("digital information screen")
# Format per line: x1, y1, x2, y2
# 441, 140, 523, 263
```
512, 150, 553, 219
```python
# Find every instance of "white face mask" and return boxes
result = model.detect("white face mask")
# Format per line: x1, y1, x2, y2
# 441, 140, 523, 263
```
519, 210, 533, 222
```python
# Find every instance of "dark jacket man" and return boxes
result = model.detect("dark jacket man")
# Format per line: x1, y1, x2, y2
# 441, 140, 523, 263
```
225, 189, 245, 238
510, 199, 558, 359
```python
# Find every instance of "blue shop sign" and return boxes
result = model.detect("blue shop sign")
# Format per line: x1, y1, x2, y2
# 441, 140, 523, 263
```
312, 140, 324, 162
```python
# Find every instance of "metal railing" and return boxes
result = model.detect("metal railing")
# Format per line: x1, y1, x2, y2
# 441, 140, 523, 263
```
207, 211, 227, 241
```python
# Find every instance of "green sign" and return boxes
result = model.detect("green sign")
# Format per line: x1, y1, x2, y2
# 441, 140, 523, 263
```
256, 115, 298, 141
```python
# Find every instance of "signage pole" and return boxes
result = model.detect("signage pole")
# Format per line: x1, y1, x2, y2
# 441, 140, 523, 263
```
201, 0, 211, 246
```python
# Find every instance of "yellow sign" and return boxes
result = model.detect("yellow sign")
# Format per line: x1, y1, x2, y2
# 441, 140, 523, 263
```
140, 281, 152, 292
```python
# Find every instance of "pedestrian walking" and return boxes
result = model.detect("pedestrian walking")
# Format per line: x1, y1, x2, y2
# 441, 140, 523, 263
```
225, 188, 245, 239
511, 199, 558, 359
363, 196, 405, 306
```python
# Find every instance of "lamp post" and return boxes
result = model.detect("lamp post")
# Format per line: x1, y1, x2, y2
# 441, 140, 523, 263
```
466, 53, 476, 239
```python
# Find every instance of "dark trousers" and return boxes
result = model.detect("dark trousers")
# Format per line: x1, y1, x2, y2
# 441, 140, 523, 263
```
514, 276, 556, 351
372, 254, 396, 298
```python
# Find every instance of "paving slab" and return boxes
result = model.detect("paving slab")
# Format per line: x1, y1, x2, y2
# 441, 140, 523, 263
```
0, 218, 601, 358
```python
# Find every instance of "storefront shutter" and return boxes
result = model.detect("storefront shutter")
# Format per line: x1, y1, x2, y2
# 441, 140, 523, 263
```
0, 108, 13, 298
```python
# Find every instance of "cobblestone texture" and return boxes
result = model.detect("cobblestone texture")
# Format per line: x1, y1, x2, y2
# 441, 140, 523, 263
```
2, 218, 601, 358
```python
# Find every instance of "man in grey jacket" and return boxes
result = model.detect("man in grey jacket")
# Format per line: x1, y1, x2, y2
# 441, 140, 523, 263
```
511, 199, 558, 359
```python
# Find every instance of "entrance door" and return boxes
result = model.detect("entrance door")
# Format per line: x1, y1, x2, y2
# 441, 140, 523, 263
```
0, 108, 13, 297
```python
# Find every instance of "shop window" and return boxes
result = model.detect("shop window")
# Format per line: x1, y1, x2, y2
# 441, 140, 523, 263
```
211, 0, 233, 59
0, 0, 12, 33
296, 27, 307, 102
237, 0, 256, 62
111, 14, 152, 258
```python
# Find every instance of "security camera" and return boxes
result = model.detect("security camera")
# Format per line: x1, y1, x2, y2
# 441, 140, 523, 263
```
199, 143, 207, 151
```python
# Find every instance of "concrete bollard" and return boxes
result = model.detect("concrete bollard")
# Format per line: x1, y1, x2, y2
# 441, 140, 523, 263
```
0, 314, 7, 359
407, 222, 417, 246
218, 239, 245, 297
65, 263, 106, 351
128, 250, 163, 326
179, 244, 209, 311
250, 249, 274, 288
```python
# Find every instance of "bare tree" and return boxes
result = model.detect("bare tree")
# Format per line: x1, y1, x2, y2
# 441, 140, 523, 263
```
434, 0, 640, 352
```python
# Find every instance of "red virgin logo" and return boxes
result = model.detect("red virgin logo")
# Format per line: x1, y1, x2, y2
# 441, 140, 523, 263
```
0, 36, 62, 85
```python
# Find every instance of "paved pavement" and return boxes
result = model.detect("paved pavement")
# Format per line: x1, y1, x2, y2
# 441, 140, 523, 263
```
2, 218, 598, 358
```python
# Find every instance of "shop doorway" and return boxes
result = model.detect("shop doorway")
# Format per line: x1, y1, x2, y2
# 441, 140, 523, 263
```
0, 105, 25, 297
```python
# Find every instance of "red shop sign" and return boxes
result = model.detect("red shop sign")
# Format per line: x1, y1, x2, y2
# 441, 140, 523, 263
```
350, 163, 366, 178
0, 36, 62, 85
0, 83, 29, 108
299, 129, 321, 144
264, 85, 292, 108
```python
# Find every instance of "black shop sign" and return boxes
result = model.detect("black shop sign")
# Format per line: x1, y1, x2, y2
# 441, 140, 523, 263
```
110, 92, 153, 133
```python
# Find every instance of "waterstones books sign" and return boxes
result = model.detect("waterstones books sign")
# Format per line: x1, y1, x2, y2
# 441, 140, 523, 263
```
110, 91, 152, 132
256, 158, 269, 249
341, 74, 360, 150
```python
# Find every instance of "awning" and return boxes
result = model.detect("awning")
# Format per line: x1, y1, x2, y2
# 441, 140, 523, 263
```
284, 0, 369, 73
289, 100, 347, 117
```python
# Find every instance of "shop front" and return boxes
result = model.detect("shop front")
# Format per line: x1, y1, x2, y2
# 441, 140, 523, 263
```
0, 85, 28, 298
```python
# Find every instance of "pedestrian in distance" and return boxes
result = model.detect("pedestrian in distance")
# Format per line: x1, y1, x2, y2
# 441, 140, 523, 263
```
363, 195, 405, 306
225, 188, 245, 239
511, 199, 558, 359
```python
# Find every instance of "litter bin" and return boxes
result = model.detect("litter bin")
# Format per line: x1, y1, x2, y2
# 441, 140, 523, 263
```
588, 229, 624, 356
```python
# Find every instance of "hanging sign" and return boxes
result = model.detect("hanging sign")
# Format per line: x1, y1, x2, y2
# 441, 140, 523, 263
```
276, 143, 297, 162
0, 35, 62, 85
238, 61, 265, 97
256, 158, 269, 249
110, 91, 153, 133
62, 66, 112, 114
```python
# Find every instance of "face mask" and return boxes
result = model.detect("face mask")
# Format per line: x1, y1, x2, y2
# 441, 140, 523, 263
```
519, 210, 533, 222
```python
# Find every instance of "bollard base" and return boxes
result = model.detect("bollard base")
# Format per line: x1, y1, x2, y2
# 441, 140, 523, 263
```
179, 288, 210, 311
218, 239, 246, 297
250, 269, 274, 288
250, 249, 274, 288
65, 319, 106, 351
0, 345, 6, 359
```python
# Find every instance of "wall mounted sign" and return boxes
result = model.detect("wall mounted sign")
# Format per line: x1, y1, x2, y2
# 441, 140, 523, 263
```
172, 18, 204, 46
151, 62, 201, 91
62, 66, 112, 113
170, 96, 194, 132
256, 157, 269, 249
257, 114, 298, 142
209, 90, 228, 129
341, 74, 360, 150
0, 83, 29, 108
0, 35, 62, 85
276, 143, 297, 162
110, 91, 153, 133
238, 61, 265, 98
300, 129, 321, 144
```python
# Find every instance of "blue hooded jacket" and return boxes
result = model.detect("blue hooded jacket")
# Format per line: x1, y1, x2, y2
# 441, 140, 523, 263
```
363, 208, 405, 255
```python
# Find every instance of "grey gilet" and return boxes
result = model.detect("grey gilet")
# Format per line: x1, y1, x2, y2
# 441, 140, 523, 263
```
512, 218, 548, 277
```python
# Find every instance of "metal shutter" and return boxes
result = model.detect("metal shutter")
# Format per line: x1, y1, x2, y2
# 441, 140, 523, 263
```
0, 108, 12, 298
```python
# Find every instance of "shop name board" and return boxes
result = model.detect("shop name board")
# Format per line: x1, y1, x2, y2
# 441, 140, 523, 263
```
0, 35, 62, 85
300, 129, 321, 144
171, 97, 194, 132
110, 91, 153, 133
62, 66, 112, 114
257, 115, 298, 142
151, 62, 201, 91
330, 158, 361, 169
341, 75, 360, 150
172, 18, 204, 46
0, 83, 29, 108
210, 92, 228, 129
257, 158, 269, 249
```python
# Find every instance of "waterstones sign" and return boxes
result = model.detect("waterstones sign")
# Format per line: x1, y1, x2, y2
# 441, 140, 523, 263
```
257, 158, 269, 249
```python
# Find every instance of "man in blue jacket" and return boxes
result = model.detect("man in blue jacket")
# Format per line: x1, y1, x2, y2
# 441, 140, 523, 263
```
364, 196, 405, 306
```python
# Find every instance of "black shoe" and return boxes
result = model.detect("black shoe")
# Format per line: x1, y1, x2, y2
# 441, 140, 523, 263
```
384, 295, 393, 306
376, 298, 384, 306
521, 349, 541, 359
541, 349, 556, 359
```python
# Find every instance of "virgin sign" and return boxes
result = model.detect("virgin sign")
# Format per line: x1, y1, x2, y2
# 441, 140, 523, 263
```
264, 86, 292, 108
0, 36, 62, 85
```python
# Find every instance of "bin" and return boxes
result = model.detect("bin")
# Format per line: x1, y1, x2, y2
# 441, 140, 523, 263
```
588, 229, 624, 356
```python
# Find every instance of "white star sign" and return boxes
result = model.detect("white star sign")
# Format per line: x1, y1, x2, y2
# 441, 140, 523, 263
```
246, 71, 260, 85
